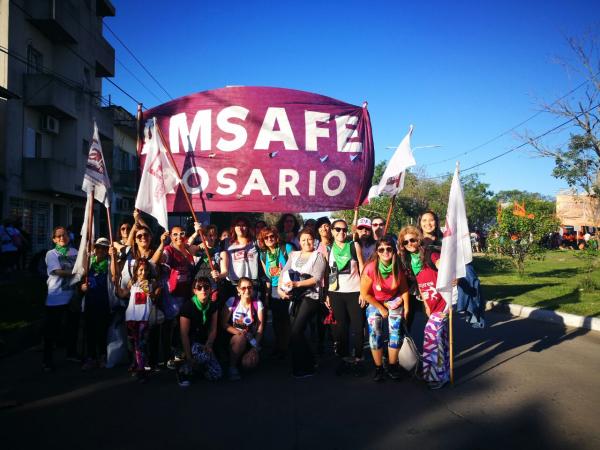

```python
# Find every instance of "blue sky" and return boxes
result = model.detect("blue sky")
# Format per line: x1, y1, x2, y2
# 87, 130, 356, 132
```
104, 0, 599, 198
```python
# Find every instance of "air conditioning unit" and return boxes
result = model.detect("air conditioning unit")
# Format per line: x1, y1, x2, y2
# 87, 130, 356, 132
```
42, 115, 59, 134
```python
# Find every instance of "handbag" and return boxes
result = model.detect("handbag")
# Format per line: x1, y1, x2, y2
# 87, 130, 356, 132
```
398, 323, 420, 374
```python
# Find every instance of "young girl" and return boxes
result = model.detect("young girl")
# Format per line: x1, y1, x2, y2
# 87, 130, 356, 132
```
117, 259, 157, 381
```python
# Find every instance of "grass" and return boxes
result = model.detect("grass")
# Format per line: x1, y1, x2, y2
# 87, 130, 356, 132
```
0, 273, 47, 332
473, 250, 600, 317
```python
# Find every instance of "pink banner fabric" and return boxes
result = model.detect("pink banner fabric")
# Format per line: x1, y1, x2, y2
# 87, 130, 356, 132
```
141, 86, 374, 213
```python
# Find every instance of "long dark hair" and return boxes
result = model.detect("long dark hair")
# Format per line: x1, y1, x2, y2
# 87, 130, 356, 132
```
367, 236, 402, 290
277, 213, 300, 235
417, 210, 443, 242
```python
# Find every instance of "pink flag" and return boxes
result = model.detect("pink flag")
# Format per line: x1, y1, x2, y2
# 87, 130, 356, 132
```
436, 164, 473, 311
368, 125, 415, 200
135, 118, 180, 230
82, 122, 111, 207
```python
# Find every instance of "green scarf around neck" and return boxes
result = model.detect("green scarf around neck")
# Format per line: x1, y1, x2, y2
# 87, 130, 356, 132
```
410, 252, 423, 276
378, 260, 393, 278
332, 241, 352, 271
191, 294, 211, 324
55, 244, 69, 257
90, 255, 108, 274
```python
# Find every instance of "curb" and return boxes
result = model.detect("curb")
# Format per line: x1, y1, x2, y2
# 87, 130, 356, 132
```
486, 301, 600, 332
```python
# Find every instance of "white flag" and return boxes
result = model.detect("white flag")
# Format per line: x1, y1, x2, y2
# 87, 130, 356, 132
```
135, 118, 180, 230
71, 191, 94, 284
82, 122, 111, 207
368, 125, 416, 200
436, 165, 473, 311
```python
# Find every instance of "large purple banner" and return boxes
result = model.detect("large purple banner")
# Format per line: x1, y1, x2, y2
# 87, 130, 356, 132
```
142, 86, 374, 213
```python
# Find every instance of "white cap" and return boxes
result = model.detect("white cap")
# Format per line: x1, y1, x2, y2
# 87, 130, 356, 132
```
357, 217, 372, 229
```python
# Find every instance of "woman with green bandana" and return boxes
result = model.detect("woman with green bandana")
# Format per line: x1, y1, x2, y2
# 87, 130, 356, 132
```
360, 236, 409, 382
327, 219, 365, 376
177, 277, 222, 387
42, 226, 79, 372
80, 238, 112, 370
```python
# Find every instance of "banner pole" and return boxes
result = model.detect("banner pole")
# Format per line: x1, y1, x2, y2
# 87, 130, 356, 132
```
85, 190, 95, 282
449, 299, 454, 385
153, 120, 216, 272
383, 194, 396, 236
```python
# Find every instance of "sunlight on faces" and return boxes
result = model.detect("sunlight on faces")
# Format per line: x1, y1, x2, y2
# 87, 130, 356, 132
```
237, 281, 253, 298
235, 222, 249, 239
402, 234, 419, 252
136, 263, 149, 281
120, 225, 131, 238
52, 228, 69, 246
420, 213, 436, 235
332, 221, 348, 243
299, 233, 315, 252
318, 223, 331, 238
193, 281, 211, 301
170, 227, 186, 241
376, 244, 394, 263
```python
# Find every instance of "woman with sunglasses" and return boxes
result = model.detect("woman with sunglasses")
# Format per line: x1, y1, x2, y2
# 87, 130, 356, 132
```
278, 228, 327, 378
222, 217, 260, 301
360, 236, 409, 381
327, 219, 365, 375
257, 226, 294, 358
176, 277, 222, 386
371, 216, 386, 241
398, 225, 449, 389
221, 277, 264, 381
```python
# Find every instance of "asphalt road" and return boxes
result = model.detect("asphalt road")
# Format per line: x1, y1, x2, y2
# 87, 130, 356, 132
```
1, 309, 599, 450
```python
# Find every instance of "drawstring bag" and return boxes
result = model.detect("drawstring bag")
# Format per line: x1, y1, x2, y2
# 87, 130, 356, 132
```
398, 322, 420, 375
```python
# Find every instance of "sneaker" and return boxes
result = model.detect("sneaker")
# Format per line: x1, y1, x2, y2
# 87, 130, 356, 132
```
373, 366, 385, 382
166, 359, 177, 370
386, 364, 402, 381
428, 380, 448, 390
177, 368, 191, 387
228, 366, 241, 381
81, 358, 97, 371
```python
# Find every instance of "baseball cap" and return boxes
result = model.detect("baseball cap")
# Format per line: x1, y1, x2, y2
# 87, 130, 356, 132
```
94, 237, 110, 247
357, 217, 372, 229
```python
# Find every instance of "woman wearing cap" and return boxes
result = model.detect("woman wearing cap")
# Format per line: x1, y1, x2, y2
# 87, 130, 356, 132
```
222, 277, 264, 381
355, 217, 376, 261
398, 225, 449, 389
278, 228, 327, 378
80, 238, 112, 370
360, 236, 409, 381
327, 219, 365, 375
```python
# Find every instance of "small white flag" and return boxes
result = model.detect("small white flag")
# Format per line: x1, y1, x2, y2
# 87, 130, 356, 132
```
82, 122, 111, 207
135, 118, 180, 230
71, 191, 94, 284
368, 125, 416, 200
436, 164, 473, 311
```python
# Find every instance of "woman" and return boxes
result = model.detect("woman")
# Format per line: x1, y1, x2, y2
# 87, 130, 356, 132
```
314, 216, 333, 354
277, 213, 300, 250
314, 217, 332, 258
42, 226, 79, 371
418, 210, 443, 251
257, 226, 294, 358
222, 217, 260, 300
112, 221, 133, 254
221, 277, 264, 381
355, 217, 376, 261
327, 219, 365, 375
360, 237, 410, 381
177, 277, 222, 387
278, 228, 327, 378
398, 226, 449, 389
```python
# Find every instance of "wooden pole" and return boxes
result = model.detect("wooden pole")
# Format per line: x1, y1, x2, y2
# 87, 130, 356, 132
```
153, 120, 216, 272
85, 190, 95, 281
105, 205, 114, 244
383, 194, 396, 236
449, 295, 454, 385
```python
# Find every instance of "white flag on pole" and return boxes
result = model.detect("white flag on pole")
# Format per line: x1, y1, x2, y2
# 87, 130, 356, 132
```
135, 118, 180, 230
368, 125, 416, 200
436, 164, 473, 311
71, 191, 94, 284
82, 122, 111, 207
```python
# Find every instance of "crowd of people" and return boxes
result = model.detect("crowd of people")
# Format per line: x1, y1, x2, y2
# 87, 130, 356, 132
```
42, 210, 452, 389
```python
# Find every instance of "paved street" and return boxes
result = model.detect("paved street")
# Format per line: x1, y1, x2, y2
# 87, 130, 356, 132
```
1, 309, 599, 450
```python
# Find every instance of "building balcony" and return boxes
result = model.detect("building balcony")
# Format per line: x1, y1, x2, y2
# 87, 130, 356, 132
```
112, 169, 137, 192
95, 35, 115, 77
94, 105, 114, 140
25, 0, 80, 44
96, 0, 116, 17
24, 73, 77, 118
22, 158, 81, 197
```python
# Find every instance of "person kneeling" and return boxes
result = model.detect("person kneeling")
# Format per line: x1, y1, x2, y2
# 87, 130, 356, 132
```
177, 277, 222, 387
221, 277, 263, 381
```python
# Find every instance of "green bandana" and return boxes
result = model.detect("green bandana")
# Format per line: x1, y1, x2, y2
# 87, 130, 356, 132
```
90, 255, 108, 274
378, 260, 393, 278
410, 253, 423, 276
201, 247, 216, 267
332, 241, 352, 271
55, 244, 69, 257
191, 294, 211, 324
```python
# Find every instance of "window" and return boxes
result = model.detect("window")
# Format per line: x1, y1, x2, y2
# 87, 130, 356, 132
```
24, 127, 42, 158
27, 45, 43, 74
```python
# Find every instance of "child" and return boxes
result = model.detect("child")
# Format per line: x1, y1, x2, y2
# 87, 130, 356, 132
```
117, 258, 157, 381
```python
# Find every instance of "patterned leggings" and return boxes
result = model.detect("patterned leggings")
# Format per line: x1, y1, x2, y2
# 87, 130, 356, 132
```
190, 342, 222, 381
422, 312, 450, 383
127, 321, 149, 372
366, 304, 404, 350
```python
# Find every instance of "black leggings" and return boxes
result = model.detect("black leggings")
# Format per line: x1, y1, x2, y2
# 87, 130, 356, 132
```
43, 305, 80, 365
329, 291, 364, 359
290, 297, 320, 374
84, 311, 109, 359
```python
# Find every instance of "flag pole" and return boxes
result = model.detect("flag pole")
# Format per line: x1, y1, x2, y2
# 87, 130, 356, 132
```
85, 190, 95, 281
153, 120, 216, 272
383, 194, 396, 236
448, 161, 460, 386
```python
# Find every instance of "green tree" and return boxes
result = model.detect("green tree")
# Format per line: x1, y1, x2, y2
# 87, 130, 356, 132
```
488, 201, 560, 276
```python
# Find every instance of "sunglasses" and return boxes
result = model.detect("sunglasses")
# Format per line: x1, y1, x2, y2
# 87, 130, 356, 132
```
235, 224, 248, 228
372, 222, 384, 227
377, 246, 394, 254
333, 227, 347, 233
357, 227, 370, 231
120, 226, 131, 231
264, 235, 276, 240
402, 238, 418, 245
136, 233, 149, 239
238, 285, 253, 291
194, 284, 210, 292
171, 232, 186, 237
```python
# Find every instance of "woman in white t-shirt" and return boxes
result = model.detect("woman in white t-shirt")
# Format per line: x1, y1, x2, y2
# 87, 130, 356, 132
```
221, 277, 264, 381
222, 217, 260, 299
42, 226, 79, 372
